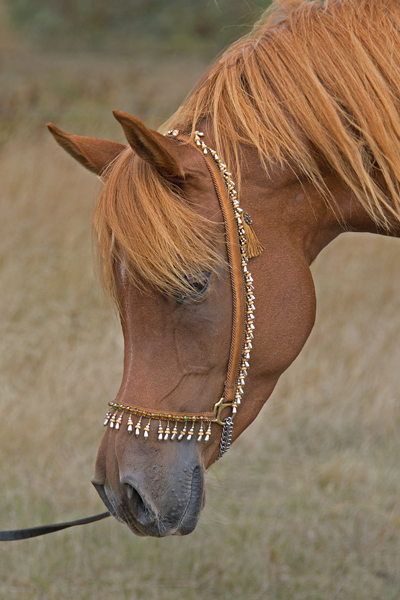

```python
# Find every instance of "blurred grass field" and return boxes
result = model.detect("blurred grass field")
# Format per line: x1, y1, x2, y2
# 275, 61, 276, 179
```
1, 5, 400, 600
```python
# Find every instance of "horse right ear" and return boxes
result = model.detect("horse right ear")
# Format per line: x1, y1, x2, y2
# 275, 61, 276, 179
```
112, 111, 185, 181
47, 124, 126, 175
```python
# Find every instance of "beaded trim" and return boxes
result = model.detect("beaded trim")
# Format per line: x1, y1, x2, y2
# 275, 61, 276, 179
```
101, 130, 255, 455
104, 402, 214, 442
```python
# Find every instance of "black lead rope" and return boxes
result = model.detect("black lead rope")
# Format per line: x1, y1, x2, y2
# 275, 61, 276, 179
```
0, 511, 111, 541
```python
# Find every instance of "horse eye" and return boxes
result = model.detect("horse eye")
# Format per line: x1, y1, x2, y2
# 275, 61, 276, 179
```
176, 272, 211, 304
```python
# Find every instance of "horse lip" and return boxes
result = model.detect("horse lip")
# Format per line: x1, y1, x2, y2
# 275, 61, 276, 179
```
91, 474, 105, 487
175, 464, 204, 535
91, 480, 124, 523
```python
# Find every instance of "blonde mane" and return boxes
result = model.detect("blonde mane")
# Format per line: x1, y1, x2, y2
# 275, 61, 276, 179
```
96, 0, 400, 299
165, 0, 400, 229
94, 148, 221, 299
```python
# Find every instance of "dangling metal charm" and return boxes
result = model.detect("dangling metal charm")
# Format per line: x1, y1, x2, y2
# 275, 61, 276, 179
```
164, 421, 171, 441
127, 414, 133, 433
135, 416, 142, 436
171, 421, 178, 440
186, 420, 195, 441
115, 412, 123, 430
197, 422, 204, 442
178, 422, 187, 441
217, 417, 234, 460
103, 411, 112, 427
109, 412, 117, 429
143, 419, 150, 439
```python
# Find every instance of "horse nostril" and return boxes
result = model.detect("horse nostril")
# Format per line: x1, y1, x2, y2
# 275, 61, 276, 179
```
123, 482, 155, 527
126, 484, 134, 500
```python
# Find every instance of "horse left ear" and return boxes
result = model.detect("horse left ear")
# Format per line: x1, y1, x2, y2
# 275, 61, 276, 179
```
113, 111, 185, 181
47, 124, 126, 175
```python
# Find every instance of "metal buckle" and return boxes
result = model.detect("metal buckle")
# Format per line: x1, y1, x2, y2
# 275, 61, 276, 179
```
213, 397, 235, 426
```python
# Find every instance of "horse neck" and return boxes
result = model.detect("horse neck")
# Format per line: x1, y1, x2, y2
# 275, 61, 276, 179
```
238, 146, 400, 265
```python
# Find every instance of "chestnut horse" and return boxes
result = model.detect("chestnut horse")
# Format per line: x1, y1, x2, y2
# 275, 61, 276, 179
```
48, 0, 400, 537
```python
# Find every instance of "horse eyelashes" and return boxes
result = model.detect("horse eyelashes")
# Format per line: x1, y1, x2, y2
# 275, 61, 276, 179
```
175, 271, 211, 304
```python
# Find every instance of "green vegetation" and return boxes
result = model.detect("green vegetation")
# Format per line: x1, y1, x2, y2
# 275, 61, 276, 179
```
4, 0, 272, 54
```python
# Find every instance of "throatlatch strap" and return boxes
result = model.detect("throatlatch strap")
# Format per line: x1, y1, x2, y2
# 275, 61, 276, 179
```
0, 511, 110, 541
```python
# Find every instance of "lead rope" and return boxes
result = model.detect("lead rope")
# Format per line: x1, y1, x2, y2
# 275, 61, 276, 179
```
0, 512, 110, 541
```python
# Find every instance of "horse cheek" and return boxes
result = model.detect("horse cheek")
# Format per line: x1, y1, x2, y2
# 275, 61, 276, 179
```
256, 256, 317, 380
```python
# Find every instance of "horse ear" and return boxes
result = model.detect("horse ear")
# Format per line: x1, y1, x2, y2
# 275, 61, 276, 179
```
47, 124, 126, 175
112, 110, 185, 181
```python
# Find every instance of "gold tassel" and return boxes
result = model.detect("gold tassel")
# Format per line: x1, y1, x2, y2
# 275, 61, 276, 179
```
243, 212, 264, 259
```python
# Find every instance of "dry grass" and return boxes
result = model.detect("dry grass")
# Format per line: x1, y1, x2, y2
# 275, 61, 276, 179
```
1, 45, 400, 600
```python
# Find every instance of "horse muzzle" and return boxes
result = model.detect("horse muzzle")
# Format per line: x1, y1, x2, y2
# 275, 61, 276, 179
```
92, 460, 205, 537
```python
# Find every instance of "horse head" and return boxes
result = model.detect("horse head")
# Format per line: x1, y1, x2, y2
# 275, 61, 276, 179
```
48, 112, 320, 536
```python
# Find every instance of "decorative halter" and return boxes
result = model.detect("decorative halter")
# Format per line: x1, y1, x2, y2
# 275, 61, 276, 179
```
102, 130, 263, 459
